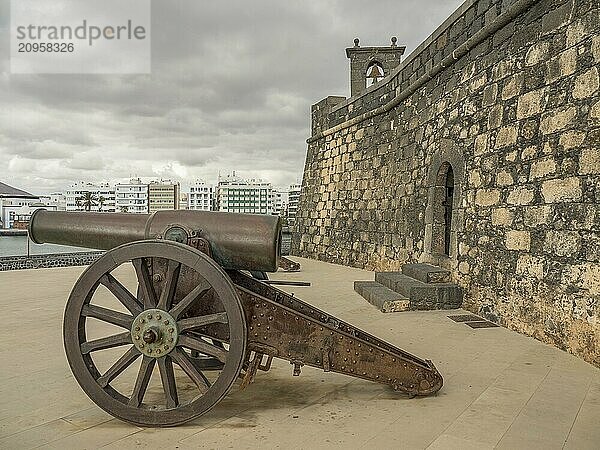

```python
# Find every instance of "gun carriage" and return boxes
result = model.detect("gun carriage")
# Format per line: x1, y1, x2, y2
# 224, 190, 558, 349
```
29, 209, 443, 427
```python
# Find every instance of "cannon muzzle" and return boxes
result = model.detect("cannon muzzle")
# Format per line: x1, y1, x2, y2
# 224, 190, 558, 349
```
29, 209, 281, 272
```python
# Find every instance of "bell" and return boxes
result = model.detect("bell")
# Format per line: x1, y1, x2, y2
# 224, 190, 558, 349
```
367, 64, 383, 80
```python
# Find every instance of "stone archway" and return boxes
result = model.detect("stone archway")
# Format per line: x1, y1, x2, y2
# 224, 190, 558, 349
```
424, 141, 465, 265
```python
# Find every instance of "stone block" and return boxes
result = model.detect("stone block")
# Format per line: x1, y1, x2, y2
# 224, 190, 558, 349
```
580, 148, 600, 174
492, 58, 513, 81
505, 230, 531, 251
495, 126, 518, 148
522, 146, 537, 160
516, 89, 544, 120
507, 186, 535, 205
540, 106, 576, 134
541, 177, 582, 203
496, 170, 514, 186
475, 189, 501, 207
564, 262, 600, 296
593, 36, 600, 63
492, 208, 514, 226
524, 205, 552, 227
374, 272, 462, 310
469, 170, 482, 188
482, 83, 498, 107
591, 100, 600, 121
516, 254, 544, 279
470, 73, 487, 93
353, 281, 410, 313
530, 157, 557, 180
541, 2, 572, 35
474, 134, 488, 156
545, 47, 577, 84
401, 263, 450, 283
544, 230, 581, 257
501, 73, 524, 100
573, 67, 599, 100
559, 131, 586, 150
525, 41, 550, 66
488, 105, 504, 129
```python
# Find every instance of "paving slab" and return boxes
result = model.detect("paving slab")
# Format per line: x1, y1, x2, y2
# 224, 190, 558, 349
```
0, 258, 598, 449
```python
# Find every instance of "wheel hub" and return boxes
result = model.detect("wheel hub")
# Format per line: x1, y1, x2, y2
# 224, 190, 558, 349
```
131, 309, 178, 357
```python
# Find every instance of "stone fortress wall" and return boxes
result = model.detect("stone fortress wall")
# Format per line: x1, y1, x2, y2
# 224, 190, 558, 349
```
293, 0, 600, 366
0, 252, 103, 271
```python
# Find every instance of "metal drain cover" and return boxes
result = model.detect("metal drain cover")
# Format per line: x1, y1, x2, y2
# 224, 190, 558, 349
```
447, 314, 483, 322
465, 321, 500, 329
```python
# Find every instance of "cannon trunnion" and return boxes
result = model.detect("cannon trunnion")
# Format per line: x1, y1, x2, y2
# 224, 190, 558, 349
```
30, 210, 443, 427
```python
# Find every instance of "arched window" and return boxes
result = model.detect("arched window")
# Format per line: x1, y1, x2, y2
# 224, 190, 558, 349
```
443, 166, 454, 256
432, 162, 455, 257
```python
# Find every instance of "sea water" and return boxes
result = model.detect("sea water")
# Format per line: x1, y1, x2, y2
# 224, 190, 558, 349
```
0, 235, 90, 257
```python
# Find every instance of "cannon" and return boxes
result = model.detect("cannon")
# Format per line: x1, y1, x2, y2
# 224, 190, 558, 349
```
29, 209, 443, 427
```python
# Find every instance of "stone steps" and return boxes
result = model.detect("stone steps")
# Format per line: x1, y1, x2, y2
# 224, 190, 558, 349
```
353, 281, 410, 313
354, 263, 462, 313
401, 263, 450, 283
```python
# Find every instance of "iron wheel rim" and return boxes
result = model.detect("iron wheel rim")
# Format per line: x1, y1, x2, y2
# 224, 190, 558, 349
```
63, 240, 247, 427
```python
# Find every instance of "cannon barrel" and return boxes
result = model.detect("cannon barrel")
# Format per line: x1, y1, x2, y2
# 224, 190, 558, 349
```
29, 209, 281, 272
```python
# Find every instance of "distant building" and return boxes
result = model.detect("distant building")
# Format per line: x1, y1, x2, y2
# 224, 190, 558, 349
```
65, 182, 116, 212
287, 183, 301, 224
38, 193, 66, 211
217, 174, 273, 215
188, 180, 214, 211
148, 180, 180, 212
271, 190, 287, 216
3, 202, 58, 229
0, 181, 40, 229
179, 192, 189, 210
115, 178, 149, 214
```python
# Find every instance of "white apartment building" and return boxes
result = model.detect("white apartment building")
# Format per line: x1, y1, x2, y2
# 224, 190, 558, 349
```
271, 190, 288, 216
217, 175, 273, 215
180, 192, 189, 210
38, 193, 66, 211
65, 182, 116, 212
188, 181, 214, 211
287, 183, 302, 224
148, 180, 180, 213
115, 178, 149, 214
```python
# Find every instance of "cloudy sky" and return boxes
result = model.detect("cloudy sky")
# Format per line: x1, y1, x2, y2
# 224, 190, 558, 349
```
0, 0, 462, 194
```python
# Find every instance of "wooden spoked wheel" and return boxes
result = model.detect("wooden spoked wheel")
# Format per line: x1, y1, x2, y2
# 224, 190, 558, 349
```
63, 240, 247, 426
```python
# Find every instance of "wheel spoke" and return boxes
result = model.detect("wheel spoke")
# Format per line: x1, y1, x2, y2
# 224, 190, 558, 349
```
177, 312, 228, 332
100, 274, 143, 316
169, 281, 211, 320
158, 356, 179, 408
97, 346, 141, 388
178, 335, 227, 363
212, 339, 226, 349
188, 356, 224, 371
171, 348, 210, 392
80, 331, 132, 354
157, 260, 181, 310
82, 304, 133, 329
128, 356, 155, 407
132, 258, 158, 309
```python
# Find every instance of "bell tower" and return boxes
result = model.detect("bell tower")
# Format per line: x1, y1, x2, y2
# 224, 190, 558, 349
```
345, 37, 406, 97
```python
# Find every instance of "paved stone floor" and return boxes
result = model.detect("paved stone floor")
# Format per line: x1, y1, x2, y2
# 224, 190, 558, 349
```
0, 257, 598, 449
